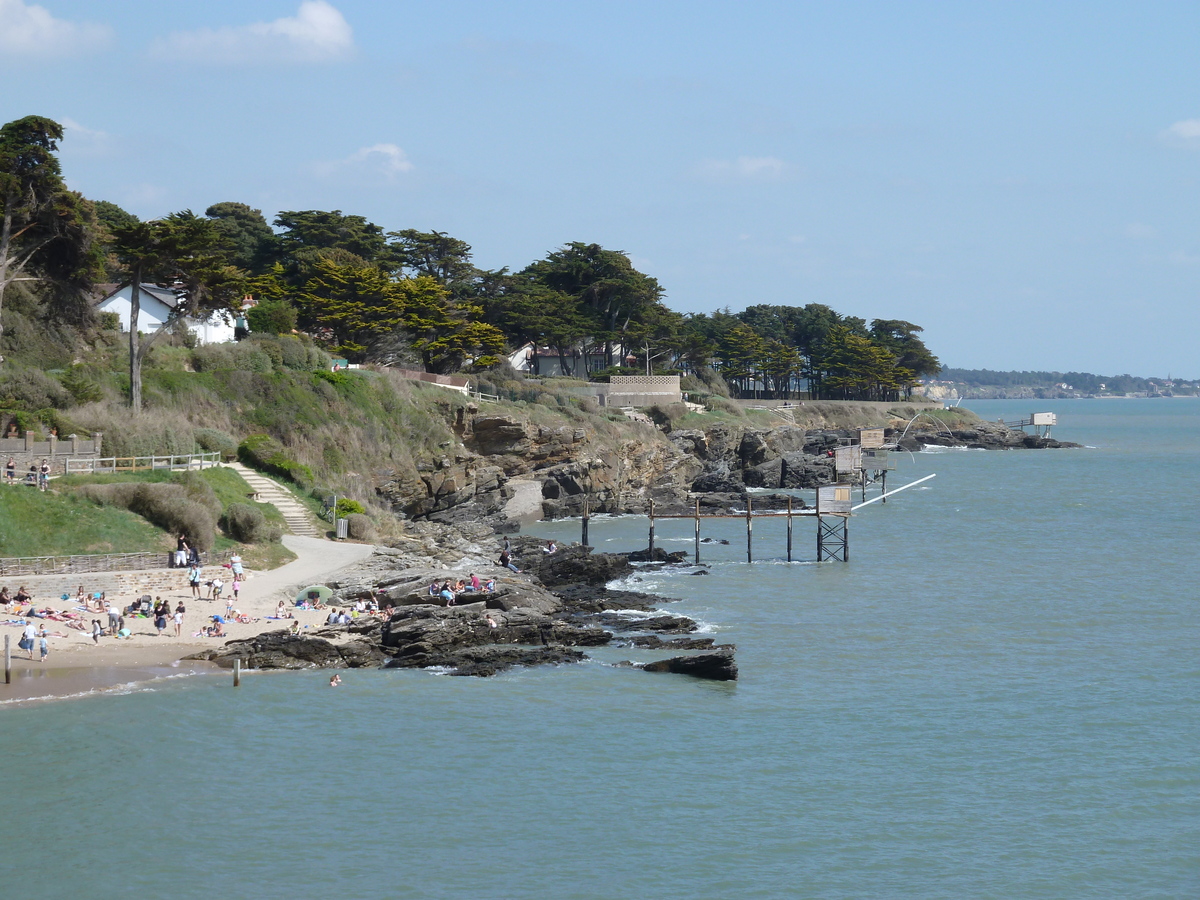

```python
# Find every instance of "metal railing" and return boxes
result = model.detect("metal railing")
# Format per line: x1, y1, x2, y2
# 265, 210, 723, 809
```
63, 452, 220, 475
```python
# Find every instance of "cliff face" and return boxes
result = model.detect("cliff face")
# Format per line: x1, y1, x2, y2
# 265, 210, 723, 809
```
368, 402, 1064, 528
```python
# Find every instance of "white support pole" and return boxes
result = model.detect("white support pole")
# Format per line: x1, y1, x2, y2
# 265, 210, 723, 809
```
851, 474, 936, 511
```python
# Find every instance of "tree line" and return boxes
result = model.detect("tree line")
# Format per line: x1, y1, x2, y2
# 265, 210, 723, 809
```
1, 115, 940, 410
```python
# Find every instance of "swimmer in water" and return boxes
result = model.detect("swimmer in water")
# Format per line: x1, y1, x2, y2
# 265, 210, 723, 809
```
329, 674, 341, 687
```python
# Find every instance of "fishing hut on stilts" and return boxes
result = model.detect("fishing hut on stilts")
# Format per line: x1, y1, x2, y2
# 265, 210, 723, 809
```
576, 426, 932, 564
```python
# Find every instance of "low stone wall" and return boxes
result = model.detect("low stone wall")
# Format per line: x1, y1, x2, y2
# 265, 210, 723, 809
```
3, 566, 228, 604
594, 375, 683, 408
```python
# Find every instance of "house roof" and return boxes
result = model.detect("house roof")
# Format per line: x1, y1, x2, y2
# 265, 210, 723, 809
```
93, 282, 185, 309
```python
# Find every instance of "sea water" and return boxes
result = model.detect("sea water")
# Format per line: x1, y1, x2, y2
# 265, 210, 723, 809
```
2, 399, 1197, 899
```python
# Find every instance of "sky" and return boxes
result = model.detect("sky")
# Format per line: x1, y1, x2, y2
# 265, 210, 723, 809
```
3, 0, 1199, 377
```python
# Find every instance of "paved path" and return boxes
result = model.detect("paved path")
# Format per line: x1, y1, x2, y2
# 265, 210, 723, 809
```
240, 534, 375, 606
226, 462, 323, 538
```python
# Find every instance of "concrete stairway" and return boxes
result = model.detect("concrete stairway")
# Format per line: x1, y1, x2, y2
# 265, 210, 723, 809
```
226, 462, 325, 539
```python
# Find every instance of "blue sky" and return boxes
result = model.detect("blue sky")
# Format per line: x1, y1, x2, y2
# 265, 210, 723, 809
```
3, 0, 1199, 376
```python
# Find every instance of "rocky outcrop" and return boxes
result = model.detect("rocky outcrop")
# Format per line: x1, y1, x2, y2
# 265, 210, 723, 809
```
642, 650, 738, 681
196, 541, 738, 679
187, 631, 384, 669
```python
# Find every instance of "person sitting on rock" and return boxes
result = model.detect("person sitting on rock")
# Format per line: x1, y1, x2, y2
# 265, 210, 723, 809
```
440, 585, 456, 607
498, 551, 520, 574
326, 608, 340, 625
542, 540, 557, 555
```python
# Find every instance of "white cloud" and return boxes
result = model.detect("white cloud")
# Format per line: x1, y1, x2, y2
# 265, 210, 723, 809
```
1161, 119, 1200, 148
0, 0, 112, 56
694, 156, 789, 181
150, 1, 353, 64
313, 143, 414, 182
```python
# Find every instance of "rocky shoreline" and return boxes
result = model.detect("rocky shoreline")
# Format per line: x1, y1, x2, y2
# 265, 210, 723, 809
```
188, 414, 1074, 682
188, 537, 738, 681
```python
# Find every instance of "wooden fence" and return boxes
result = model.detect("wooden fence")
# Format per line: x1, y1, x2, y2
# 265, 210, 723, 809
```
0, 548, 229, 577
63, 451, 221, 475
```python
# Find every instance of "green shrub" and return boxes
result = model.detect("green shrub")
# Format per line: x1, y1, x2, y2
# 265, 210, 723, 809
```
193, 427, 238, 460
646, 402, 688, 431
77, 482, 216, 550
345, 512, 374, 541
222, 503, 274, 543
238, 434, 314, 488
0, 367, 70, 410
246, 299, 298, 335
335, 498, 366, 517
98, 311, 120, 331
61, 366, 105, 404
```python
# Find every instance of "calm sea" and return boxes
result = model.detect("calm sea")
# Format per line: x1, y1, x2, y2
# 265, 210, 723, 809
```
2, 399, 1197, 900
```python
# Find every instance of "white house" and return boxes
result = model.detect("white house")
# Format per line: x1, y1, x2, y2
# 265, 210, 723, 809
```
95, 283, 238, 345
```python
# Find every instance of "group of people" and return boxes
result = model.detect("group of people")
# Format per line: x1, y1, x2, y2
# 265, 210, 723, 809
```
4, 457, 51, 491
427, 573, 495, 606
185, 551, 244, 602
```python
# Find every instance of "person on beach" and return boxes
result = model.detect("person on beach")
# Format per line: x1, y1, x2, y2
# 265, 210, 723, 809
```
229, 553, 243, 579
469, 573, 480, 592
154, 598, 167, 636
0, 586, 10, 607
440, 585, 456, 607
326, 608, 339, 625
175, 535, 188, 568
498, 550, 520, 574
174, 602, 185, 637
210, 577, 224, 601
38, 458, 49, 491
20, 620, 36, 659
91, 619, 101, 644
5, 457, 14, 484
38, 626, 48, 662
543, 540, 557, 555
289, 620, 300, 635
231, 577, 240, 603
106, 603, 120, 635
15, 586, 31, 607
187, 564, 202, 599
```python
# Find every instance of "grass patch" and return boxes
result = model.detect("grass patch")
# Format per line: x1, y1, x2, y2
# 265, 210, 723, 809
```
0, 483, 170, 557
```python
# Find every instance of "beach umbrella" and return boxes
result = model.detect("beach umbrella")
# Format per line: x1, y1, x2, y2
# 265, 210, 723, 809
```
295, 585, 333, 606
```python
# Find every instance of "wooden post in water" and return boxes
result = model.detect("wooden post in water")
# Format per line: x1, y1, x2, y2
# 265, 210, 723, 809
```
233, 658, 240, 687
844, 518, 849, 562
746, 496, 753, 563
786, 496, 793, 562
694, 498, 701, 564
581, 497, 590, 548
648, 498, 656, 558
4, 634, 10, 685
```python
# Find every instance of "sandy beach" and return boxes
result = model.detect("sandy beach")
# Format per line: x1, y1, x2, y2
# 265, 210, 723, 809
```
1, 534, 375, 703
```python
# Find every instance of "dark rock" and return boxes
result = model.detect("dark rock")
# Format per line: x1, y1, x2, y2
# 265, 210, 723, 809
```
595, 612, 698, 633
642, 650, 738, 681
385, 645, 585, 677
186, 631, 384, 669
529, 545, 633, 587
623, 635, 719, 649
627, 547, 689, 563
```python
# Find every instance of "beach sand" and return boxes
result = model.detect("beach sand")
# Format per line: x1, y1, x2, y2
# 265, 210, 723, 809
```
1, 535, 375, 704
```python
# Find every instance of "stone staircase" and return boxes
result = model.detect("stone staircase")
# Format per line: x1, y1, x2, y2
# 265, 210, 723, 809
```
226, 462, 325, 539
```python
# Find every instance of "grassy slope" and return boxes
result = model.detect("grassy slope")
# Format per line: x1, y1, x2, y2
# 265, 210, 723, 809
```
0, 484, 169, 557
1, 467, 297, 568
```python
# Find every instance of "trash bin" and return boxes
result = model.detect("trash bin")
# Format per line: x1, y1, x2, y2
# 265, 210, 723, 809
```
336, 517, 348, 539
